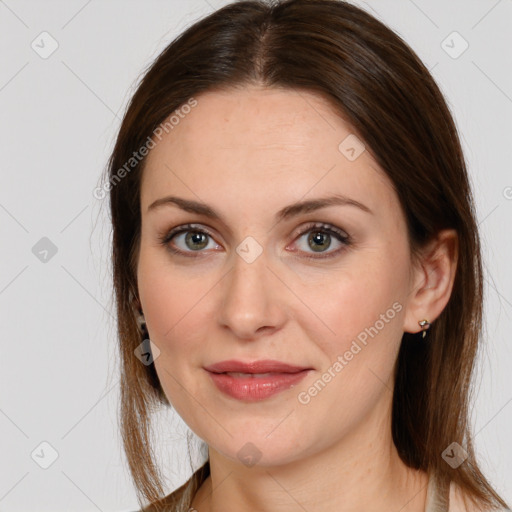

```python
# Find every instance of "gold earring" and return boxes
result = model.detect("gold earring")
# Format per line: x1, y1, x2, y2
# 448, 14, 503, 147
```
418, 319, 430, 338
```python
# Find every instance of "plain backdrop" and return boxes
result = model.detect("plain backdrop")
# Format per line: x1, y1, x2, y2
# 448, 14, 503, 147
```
0, 0, 511, 510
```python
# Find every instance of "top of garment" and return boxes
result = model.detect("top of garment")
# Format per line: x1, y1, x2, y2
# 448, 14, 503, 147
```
133, 470, 491, 512
425, 472, 450, 512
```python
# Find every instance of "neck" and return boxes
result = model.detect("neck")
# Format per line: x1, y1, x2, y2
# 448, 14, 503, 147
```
190, 398, 429, 512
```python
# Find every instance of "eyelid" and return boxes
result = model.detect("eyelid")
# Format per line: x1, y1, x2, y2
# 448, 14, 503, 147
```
158, 221, 351, 258
289, 222, 349, 244
287, 221, 351, 260
158, 223, 220, 250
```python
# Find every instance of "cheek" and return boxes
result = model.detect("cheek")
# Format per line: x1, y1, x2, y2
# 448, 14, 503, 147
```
137, 243, 207, 344
288, 277, 406, 462
136, 245, 223, 405
137, 254, 208, 415
307, 249, 409, 377
138, 268, 176, 341
290, 267, 407, 436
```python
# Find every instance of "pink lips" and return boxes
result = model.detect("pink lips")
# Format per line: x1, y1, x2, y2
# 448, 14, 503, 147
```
204, 359, 312, 401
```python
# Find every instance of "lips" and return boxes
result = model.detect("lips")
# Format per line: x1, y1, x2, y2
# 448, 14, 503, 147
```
204, 359, 310, 374
204, 359, 313, 401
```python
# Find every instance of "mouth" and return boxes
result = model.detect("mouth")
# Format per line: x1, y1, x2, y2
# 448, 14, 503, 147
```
220, 372, 290, 378
204, 359, 311, 374
204, 360, 313, 401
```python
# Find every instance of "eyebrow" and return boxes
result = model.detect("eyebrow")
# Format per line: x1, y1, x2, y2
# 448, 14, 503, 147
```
147, 194, 373, 222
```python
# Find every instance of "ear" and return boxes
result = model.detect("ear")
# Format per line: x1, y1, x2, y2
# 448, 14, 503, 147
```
129, 286, 143, 315
403, 229, 458, 334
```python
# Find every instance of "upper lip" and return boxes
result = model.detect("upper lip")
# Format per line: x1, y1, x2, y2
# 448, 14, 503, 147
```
204, 359, 311, 374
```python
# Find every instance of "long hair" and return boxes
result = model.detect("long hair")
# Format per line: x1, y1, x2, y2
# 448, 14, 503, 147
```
104, 1, 510, 510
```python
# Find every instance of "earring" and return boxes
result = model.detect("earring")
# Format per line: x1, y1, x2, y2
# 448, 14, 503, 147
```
418, 319, 430, 338
136, 312, 147, 334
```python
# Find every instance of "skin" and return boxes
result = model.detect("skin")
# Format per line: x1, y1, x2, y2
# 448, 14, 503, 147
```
136, 85, 458, 512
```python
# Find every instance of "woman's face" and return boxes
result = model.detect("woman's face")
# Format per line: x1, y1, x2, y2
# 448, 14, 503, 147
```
137, 85, 419, 467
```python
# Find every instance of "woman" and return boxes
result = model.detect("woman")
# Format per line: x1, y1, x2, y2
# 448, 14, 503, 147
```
104, 0, 510, 510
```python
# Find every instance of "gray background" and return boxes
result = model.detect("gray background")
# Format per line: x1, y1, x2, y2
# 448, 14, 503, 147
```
0, 0, 511, 510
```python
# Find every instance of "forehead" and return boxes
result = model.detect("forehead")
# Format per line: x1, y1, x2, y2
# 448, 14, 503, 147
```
140, 86, 398, 223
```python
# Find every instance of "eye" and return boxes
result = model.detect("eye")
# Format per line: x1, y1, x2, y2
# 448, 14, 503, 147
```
158, 223, 220, 257
158, 222, 351, 260
289, 222, 351, 260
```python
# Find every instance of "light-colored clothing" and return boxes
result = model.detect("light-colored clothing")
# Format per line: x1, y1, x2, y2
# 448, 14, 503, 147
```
425, 472, 450, 511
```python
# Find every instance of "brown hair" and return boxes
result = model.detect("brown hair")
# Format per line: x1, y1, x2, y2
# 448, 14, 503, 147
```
104, 0, 510, 510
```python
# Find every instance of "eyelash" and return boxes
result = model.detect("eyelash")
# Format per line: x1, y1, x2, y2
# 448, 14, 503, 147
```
157, 222, 352, 261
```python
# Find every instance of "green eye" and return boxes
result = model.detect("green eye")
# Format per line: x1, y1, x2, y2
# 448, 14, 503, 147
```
159, 224, 218, 257
308, 231, 334, 252
159, 222, 351, 260
182, 231, 210, 251
292, 223, 351, 260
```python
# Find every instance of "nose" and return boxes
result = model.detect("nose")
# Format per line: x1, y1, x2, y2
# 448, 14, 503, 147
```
216, 248, 287, 340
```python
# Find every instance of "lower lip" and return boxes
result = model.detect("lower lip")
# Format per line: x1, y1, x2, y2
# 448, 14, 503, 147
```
206, 370, 310, 401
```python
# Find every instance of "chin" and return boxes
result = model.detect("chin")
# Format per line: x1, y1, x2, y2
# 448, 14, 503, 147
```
202, 426, 316, 469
